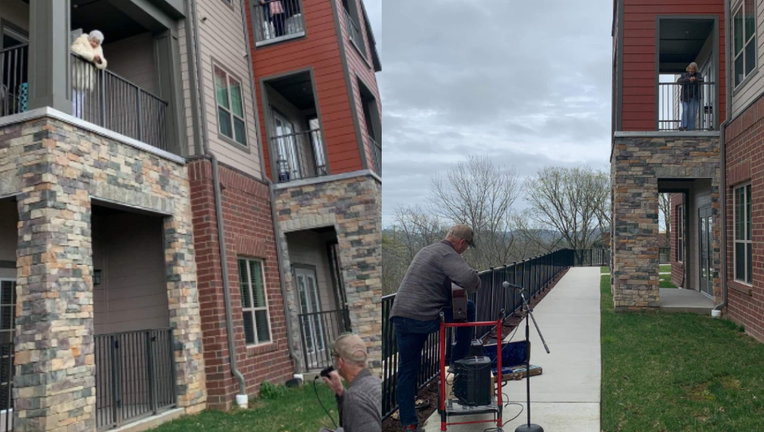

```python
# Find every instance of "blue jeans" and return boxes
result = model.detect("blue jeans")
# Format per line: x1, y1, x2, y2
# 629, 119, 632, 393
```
393, 300, 476, 428
681, 98, 699, 130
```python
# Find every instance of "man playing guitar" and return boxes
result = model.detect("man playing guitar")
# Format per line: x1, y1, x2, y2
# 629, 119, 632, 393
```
389, 224, 481, 432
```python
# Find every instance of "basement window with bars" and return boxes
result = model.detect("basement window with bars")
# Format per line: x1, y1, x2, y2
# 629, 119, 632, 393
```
677, 205, 684, 262
214, 64, 247, 146
733, 0, 757, 87
238, 258, 272, 345
734, 184, 753, 284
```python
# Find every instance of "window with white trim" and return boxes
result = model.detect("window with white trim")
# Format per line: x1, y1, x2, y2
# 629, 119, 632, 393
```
734, 184, 752, 284
677, 205, 684, 262
214, 64, 247, 146
238, 258, 272, 345
733, 0, 756, 87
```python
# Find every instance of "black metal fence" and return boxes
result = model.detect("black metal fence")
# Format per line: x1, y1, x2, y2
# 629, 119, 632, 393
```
271, 129, 327, 183
95, 328, 176, 431
71, 54, 168, 151
381, 248, 610, 420
0, 343, 12, 432
658, 81, 715, 131
252, 0, 305, 44
0, 44, 28, 118
297, 309, 351, 370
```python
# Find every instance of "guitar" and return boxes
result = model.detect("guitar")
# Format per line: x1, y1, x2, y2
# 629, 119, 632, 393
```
451, 283, 468, 322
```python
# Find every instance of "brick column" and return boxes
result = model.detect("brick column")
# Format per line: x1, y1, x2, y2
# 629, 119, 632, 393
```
164, 206, 207, 413
14, 183, 96, 431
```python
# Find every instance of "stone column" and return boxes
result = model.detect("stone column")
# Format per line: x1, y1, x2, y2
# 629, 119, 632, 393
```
15, 177, 95, 430
163, 206, 207, 413
28, 0, 72, 113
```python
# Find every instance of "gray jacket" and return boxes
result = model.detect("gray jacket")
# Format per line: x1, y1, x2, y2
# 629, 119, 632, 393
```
336, 369, 381, 432
390, 240, 481, 321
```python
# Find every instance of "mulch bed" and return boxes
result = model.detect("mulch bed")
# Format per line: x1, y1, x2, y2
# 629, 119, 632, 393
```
382, 268, 569, 432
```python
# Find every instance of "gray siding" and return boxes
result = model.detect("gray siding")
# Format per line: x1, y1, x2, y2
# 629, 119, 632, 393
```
93, 212, 169, 335
731, 0, 764, 118
103, 32, 158, 96
0, 0, 29, 41
179, 0, 262, 178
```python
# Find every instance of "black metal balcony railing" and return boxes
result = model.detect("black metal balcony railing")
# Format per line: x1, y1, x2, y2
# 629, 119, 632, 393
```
72, 54, 168, 151
658, 81, 716, 131
0, 44, 28, 118
0, 343, 12, 432
298, 309, 352, 370
272, 129, 327, 183
253, 0, 305, 44
95, 328, 176, 431
344, 9, 366, 56
381, 248, 611, 420
369, 135, 381, 175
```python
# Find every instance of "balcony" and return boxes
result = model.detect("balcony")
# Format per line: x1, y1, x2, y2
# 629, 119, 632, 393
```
252, 0, 305, 46
658, 81, 715, 131
344, 8, 367, 58
272, 129, 328, 183
369, 135, 381, 175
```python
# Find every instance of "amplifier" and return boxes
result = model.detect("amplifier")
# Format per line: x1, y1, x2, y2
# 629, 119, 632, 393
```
453, 356, 492, 406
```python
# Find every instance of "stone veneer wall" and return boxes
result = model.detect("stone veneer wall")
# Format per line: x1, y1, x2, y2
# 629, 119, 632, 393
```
188, 158, 293, 410
0, 116, 206, 431
273, 174, 382, 371
611, 133, 721, 311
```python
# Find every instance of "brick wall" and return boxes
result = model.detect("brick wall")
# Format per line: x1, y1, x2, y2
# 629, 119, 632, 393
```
724, 97, 764, 342
189, 158, 294, 410
670, 193, 685, 287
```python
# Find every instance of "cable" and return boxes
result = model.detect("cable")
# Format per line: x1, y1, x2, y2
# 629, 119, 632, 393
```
313, 377, 338, 429
481, 394, 524, 432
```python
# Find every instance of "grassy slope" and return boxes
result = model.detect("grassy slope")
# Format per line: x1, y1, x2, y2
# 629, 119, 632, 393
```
150, 383, 337, 432
601, 275, 764, 432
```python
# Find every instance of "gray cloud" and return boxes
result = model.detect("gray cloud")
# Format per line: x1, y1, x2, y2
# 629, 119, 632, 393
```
366, 0, 612, 225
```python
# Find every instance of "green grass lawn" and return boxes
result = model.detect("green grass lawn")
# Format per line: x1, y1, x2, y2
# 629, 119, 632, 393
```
150, 382, 337, 432
601, 266, 609, 274
659, 273, 677, 288
660, 264, 672, 273
601, 275, 764, 431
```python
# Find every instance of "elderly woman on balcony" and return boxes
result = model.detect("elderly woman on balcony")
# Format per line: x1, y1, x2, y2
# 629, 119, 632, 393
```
70, 30, 108, 119
677, 62, 704, 131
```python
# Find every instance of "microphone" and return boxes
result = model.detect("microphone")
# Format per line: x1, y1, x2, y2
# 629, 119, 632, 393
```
502, 281, 526, 291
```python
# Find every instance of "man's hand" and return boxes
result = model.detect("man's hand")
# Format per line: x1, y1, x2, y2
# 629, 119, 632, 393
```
690, 76, 696, 82
322, 371, 344, 397
94, 55, 102, 64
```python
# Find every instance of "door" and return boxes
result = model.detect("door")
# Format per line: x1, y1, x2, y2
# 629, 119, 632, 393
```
272, 110, 301, 181
295, 266, 326, 364
699, 207, 714, 297
699, 58, 715, 129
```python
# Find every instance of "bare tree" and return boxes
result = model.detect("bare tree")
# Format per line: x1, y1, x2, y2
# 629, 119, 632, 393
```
426, 156, 520, 269
524, 166, 610, 254
659, 193, 671, 241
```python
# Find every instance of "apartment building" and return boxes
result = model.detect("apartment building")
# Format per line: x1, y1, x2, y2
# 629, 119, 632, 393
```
612, 0, 764, 342
0, 0, 381, 429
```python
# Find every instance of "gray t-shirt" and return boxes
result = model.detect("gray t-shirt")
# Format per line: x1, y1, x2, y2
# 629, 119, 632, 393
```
336, 369, 381, 432
390, 240, 481, 321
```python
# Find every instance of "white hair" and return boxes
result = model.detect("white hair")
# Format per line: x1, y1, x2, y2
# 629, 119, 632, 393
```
88, 30, 104, 44
687, 62, 699, 72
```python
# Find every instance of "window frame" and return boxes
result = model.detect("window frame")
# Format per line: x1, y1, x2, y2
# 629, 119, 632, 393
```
733, 0, 757, 88
212, 62, 249, 149
677, 205, 684, 263
734, 183, 753, 285
238, 258, 273, 346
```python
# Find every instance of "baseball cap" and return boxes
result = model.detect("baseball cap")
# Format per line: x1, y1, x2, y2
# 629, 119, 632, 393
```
449, 224, 476, 248
332, 333, 368, 363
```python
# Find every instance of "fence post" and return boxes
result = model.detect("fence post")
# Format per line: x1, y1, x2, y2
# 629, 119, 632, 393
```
147, 331, 158, 414
100, 70, 106, 127
137, 87, 143, 142
111, 335, 120, 427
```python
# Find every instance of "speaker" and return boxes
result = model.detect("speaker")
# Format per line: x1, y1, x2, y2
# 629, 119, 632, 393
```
453, 356, 492, 406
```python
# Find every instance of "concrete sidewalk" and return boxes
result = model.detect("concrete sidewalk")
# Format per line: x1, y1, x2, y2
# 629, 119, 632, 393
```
423, 267, 602, 432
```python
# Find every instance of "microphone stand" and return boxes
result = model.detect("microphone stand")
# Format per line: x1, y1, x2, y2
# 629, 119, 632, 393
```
503, 282, 550, 432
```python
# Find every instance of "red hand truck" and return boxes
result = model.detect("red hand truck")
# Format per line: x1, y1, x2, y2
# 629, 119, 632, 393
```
438, 310, 505, 431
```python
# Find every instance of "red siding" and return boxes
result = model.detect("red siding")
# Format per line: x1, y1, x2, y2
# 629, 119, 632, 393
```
724, 98, 764, 342
245, 0, 380, 179
620, 0, 726, 131
190, 160, 294, 409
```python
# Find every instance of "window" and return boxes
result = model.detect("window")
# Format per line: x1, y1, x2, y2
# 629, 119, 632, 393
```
238, 259, 272, 345
734, 0, 756, 87
677, 205, 684, 262
214, 64, 247, 146
734, 184, 753, 284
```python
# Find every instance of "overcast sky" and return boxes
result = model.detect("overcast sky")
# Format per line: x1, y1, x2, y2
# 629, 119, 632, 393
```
365, 0, 612, 227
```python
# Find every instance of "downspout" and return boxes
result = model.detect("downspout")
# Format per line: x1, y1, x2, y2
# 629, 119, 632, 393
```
714, 0, 731, 317
188, 0, 248, 406
237, 0, 303, 376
